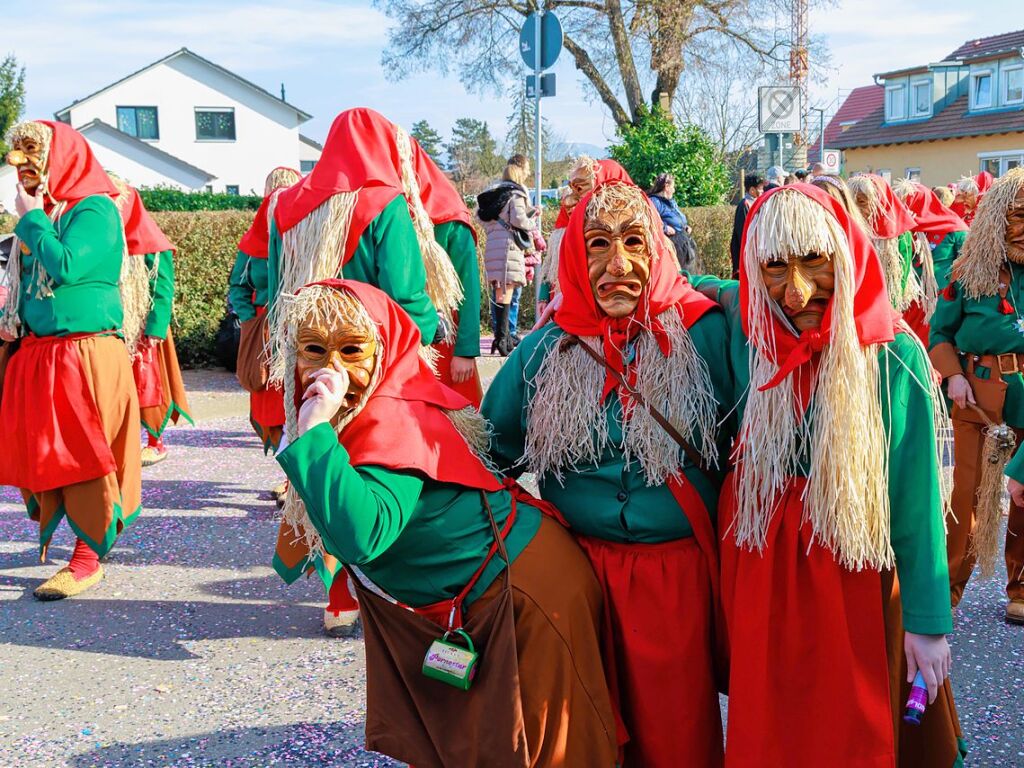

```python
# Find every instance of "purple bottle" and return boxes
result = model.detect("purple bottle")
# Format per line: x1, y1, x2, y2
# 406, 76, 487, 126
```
904, 671, 928, 725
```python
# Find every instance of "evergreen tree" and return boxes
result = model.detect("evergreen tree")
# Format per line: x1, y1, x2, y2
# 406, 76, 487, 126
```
410, 119, 444, 166
0, 55, 26, 158
504, 87, 554, 162
444, 118, 502, 192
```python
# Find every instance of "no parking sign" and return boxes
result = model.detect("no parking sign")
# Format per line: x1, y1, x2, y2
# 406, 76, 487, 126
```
821, 149, 842, 174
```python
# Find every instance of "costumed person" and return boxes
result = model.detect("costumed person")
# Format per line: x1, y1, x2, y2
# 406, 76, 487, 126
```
848, 173, 922, 314
950, 171, 994, 226
274, 279, 618, 767
894, 180, 969, 343
229, 166, 301, 504
931, 167, 1024, 624
712, 183, 963, 767
108, 176, 192, 466
483, 179, 733, 767
410, 135, 483, 405
0, 121, 141, 599
267, 108, 462, 637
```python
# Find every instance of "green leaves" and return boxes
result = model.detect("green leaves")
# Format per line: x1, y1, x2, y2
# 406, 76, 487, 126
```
609, 107, 731, 208
139, 187, 262, 212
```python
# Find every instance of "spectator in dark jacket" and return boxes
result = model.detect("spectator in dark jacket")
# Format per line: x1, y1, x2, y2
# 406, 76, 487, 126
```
729, 174, 764, 276
648, 173, 696, 270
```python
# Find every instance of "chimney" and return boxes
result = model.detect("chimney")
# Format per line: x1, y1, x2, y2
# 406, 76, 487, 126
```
280, 83, 286, 101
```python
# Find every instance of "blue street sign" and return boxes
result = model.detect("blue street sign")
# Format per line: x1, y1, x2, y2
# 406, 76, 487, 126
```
519, 12, 563, 70
526, 73, 556, 98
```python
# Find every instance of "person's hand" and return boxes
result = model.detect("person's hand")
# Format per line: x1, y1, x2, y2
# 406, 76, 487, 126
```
665, 225, 676, 236
450, 356, 476, 384
532, 292, 562, 330
946, 374, 975, 410
14, 183, 42, 217
0, 327, 15, 343
537, 300, 548, 318
297, 363, 349, 436
904, 632, 951, 704
1009, 478, 1024, 508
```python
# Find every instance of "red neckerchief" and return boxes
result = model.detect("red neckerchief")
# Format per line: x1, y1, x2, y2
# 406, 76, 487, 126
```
295, 279, 502, 492
739, 184, 898, 409
554, 178, 715, 401
35, 121, 118, 215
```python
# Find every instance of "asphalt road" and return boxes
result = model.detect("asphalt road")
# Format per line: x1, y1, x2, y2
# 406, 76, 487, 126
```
1, 368, 1022, 767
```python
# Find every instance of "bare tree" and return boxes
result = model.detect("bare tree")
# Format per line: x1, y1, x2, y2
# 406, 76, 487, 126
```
375, 0, 794, 129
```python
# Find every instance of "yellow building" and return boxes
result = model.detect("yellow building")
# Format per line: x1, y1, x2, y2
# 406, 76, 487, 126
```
834, 29, 1024, 187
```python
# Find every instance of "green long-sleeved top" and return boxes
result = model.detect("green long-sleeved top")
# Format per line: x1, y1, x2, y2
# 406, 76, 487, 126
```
929, 262, 1024, 428
918, 230, 967, 292
227, 251, 271, 322
144, 249, 174, 339
276, 422, 541, 607
894, 231, 914, 302
8, 196, 125, 336
434, 220, 480, 357
691, 273, 953, 635
482, 315, 734, 544
268, 196, 438, 344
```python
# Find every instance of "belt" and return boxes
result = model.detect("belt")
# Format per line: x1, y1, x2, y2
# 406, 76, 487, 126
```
964, 352, 1024, 376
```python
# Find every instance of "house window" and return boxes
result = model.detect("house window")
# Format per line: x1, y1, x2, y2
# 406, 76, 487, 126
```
195, 108, 236, 141
972, 71, 993, 109
226, 185, 240, 195
911, 80, 932, 117
885, 85, 906, 121
300, 160, 317, 173
116, 106, 159, 140
1005, 66, 1024, 105
904, 167, 922, 182
978, 151, 1024, 177
205, 185, 214, 193
879, 169, 892, 183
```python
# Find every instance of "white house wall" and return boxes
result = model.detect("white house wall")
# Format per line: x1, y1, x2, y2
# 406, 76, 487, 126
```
84, 129, 212, 190
67, 55, 303, 194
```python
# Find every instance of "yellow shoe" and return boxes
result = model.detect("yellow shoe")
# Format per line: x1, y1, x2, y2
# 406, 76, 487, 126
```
33, 565, 105, 601
323, 607, 361, 638
1006, 599, 1024, 625
141, 445, 168, 467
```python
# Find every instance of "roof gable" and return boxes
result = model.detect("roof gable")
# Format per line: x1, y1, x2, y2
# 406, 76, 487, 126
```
55, 48, 311, 123
78, 119, 216, 182
946, 29, 1024, 62
808, 85, 883, 162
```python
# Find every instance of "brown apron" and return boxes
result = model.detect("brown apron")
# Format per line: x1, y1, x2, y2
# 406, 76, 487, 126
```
349, 493, 530, 768
236, 312, 269, 394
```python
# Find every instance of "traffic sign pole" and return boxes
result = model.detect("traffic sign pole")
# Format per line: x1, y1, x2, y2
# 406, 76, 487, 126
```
534, 2, 543, 217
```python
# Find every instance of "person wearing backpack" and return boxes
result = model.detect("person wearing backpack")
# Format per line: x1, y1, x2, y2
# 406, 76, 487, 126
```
477, 155, 538, 356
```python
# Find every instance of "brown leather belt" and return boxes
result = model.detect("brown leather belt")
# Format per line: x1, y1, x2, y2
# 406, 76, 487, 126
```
964, 352, 1024, 376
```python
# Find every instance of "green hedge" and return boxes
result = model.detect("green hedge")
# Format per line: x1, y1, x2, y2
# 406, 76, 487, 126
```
681, 205, 733, 278
139, 187, 262, 212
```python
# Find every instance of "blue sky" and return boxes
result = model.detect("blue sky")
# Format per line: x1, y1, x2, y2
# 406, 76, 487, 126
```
6, 0, 1020, 151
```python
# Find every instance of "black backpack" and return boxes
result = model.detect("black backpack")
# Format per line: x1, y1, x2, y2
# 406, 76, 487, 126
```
476, 182, 521, 222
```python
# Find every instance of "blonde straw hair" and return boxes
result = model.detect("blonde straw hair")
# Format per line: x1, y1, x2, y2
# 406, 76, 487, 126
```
265, 167, 301, 196
952, 167, 1024, 298
108, 173, 155, 358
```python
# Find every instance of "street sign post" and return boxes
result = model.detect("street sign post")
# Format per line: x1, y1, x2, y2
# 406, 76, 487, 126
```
821, 149, 842, 174
526, 73, 556, 98
758, 85, 802, 134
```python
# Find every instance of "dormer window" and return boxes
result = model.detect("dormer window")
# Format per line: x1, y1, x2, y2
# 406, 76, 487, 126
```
972, 70, 993, 109
911, 79, 932, 117
886, 84, 906, 121
1005, 66, 1024, 105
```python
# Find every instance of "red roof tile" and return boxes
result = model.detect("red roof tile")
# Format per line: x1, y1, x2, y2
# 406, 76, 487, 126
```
807, 85, 884, 162
946, 29, 1024, 61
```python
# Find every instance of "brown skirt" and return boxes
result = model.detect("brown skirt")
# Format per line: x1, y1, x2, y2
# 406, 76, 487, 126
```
25, 335, 142, 557
139, 331, 192, 438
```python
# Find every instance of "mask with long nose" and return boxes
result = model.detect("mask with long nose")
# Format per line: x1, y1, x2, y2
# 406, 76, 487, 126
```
6, 136, 46, 194
585, 205, 652, 318
295, 306, 378, 425
760, 252, 836, 332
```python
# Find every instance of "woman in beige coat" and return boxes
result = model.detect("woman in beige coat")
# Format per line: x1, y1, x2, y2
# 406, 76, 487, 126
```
479, 155, 538, 355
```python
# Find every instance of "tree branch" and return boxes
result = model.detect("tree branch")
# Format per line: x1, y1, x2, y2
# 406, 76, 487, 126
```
562, 34, 631, 127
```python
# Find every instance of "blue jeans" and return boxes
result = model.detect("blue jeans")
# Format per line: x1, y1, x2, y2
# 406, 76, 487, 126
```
490, 286, 521, 335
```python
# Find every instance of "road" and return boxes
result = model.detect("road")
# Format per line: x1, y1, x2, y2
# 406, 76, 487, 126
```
1, 368, 1022, 767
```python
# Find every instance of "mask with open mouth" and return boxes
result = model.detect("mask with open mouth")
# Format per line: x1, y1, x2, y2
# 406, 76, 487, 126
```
6, 135, 46, 194
760, 251, 835, 332
294, 292, 379, 425
584, 194, 652, 318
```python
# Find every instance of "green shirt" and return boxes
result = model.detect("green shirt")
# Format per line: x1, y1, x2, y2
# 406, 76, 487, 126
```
929, 263, 1024, 427
924, 230, 967, 291
482, 315, 734, 544
434, 221, 480, 357
227, 251, 269, 322
268, 195, 438, 344
277, 422, 541, 607
9, 196, 125, 336
693, 275, 953, 635
144, 249, 174, 339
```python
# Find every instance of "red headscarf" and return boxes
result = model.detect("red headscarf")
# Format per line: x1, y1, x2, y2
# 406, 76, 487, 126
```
121, 186, 174, 254
739, 184, 898, 407
903, 182, 968, 245
238, 167, 300, 259
554, 178, 716, 399
411, 139, 474, 239
951, 171, 994, 225
859, 174, 916, 239
297, 279, 501, 492
273, 108, 405, 261
35, 120, 118, 214
554, 159, 634, 229
977, 170, 994, 196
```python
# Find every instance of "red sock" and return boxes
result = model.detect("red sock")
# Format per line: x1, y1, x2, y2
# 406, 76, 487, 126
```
67, 538, 100, 580
326, 571, 359, 614
147, 434, 164, 450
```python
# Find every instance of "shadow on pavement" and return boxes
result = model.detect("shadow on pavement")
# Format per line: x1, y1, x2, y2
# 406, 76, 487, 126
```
150, 427, 258, 450
67, 721, 399, 767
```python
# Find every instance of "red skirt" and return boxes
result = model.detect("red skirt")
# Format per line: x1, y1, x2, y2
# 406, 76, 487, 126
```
902, 302, 930, 347
720, 475, 895, 768
577, 534, 723, 768
432, 341, 483, 407
132, 342, 164, 408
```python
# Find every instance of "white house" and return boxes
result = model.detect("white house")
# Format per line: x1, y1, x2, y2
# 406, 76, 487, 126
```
1, 47, 321, 211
